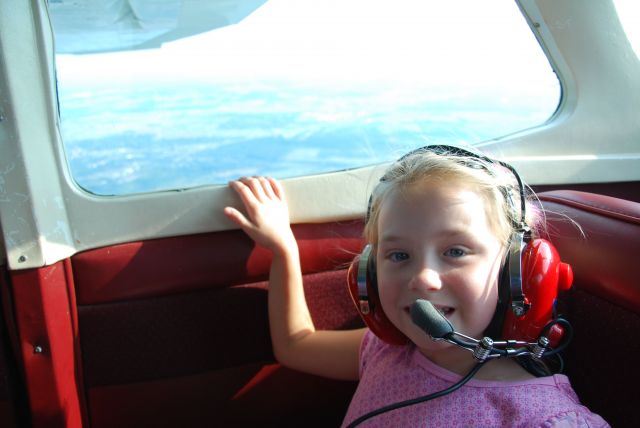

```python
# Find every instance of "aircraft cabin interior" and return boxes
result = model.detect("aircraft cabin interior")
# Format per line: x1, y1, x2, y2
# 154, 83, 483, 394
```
0, 0, 639, 427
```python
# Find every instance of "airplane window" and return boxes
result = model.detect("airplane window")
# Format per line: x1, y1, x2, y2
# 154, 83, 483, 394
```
50, 0, 560, 196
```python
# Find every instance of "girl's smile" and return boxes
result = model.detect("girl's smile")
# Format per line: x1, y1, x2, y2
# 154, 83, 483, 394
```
403, 304, 454, 318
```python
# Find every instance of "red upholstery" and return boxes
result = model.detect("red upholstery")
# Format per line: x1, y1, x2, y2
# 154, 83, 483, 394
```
538, 190, 640, 428
78, 271, 362, 427
5, 192, 638, 427
533, 181, 640, 204
71, 222, 365, 427
538, 191, 640, 312
6, 260, 87, 428
72, 221, 364, 305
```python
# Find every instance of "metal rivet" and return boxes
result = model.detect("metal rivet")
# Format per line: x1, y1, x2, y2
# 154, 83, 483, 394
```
18, 255, 27, 263
33, 345, 44, 354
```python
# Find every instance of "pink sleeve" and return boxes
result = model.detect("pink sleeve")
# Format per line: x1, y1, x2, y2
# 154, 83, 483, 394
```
358, 329, 375, 379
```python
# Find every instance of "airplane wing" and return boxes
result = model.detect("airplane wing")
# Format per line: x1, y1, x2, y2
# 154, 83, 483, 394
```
48, 0, 267, 54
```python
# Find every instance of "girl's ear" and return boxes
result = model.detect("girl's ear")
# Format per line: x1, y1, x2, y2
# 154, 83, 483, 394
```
347, 245, 408, 346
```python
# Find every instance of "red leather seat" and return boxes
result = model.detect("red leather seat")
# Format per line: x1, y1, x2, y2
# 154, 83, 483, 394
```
538, 191, 640, 428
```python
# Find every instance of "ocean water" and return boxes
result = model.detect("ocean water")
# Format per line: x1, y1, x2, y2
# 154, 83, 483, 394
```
58, 80, 557, 196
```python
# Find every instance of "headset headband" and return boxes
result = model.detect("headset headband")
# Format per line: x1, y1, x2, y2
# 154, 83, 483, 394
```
367, 145, 528, 231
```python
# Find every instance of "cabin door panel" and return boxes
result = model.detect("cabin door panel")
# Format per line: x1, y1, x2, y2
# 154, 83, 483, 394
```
70, 222, 364, 427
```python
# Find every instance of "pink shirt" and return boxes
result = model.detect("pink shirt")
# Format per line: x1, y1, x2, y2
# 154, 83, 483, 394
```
342, 330, 609, 427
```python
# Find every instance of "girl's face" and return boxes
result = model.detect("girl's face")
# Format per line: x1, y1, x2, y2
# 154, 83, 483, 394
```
375, 181, 504, 359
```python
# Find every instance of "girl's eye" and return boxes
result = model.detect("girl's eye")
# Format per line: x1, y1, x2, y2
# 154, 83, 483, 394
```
388, 251, 409, 262
444, 248, 466, 258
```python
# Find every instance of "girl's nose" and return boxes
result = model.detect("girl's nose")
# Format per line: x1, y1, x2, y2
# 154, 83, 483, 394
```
409, 266, 443, 292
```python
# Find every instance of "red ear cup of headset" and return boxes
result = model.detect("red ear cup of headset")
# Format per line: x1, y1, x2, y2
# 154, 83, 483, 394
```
501, 238, 573, 346
347, 245, 408, 345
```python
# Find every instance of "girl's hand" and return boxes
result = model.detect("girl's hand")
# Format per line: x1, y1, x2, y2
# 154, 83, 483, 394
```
225, 176, 363, 381
224, 176, 295, 254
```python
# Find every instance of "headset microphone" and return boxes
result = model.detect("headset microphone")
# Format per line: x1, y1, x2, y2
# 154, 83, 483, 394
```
409, 299, 454, 339
410, 299, 570, 362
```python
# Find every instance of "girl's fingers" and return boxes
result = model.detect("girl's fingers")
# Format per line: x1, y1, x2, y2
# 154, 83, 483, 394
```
229, 181, 257, 211
240, 176, 268, 201
235, 176, 283, 203
225, 177, 290, 250
260, 176, 277, 200
268, 176, 285, 201
228, 177, 286, 224
223, 206, 252, 229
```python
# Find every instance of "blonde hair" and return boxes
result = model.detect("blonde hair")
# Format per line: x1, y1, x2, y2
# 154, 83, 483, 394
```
364, 149, 539, 250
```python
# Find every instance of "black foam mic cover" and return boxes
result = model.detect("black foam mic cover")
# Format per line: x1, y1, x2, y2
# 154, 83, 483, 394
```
410, 299, 454, 339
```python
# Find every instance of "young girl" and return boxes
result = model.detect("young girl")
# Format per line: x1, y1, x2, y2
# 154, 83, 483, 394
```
223, 146, 608, 427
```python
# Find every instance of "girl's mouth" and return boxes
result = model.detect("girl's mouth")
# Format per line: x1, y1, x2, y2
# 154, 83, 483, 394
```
434, 305, 454, 317
405, 304, 454, 318
433, 305, 455, 318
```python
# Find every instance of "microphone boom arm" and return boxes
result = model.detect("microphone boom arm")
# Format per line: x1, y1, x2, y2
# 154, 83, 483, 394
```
436, 331, 551, 361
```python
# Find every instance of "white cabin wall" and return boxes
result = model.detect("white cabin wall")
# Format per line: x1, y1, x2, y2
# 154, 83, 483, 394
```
484, 0, 640, 183
0, 0, 76, 269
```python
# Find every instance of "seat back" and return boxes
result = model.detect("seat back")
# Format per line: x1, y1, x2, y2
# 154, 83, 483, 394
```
538, 190, 640, 428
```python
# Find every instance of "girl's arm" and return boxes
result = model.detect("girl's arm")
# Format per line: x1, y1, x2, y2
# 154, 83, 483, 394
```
224, 176, 364, 381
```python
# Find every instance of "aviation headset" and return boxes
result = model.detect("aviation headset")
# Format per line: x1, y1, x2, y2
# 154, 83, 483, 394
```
347, 145, 574, 347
